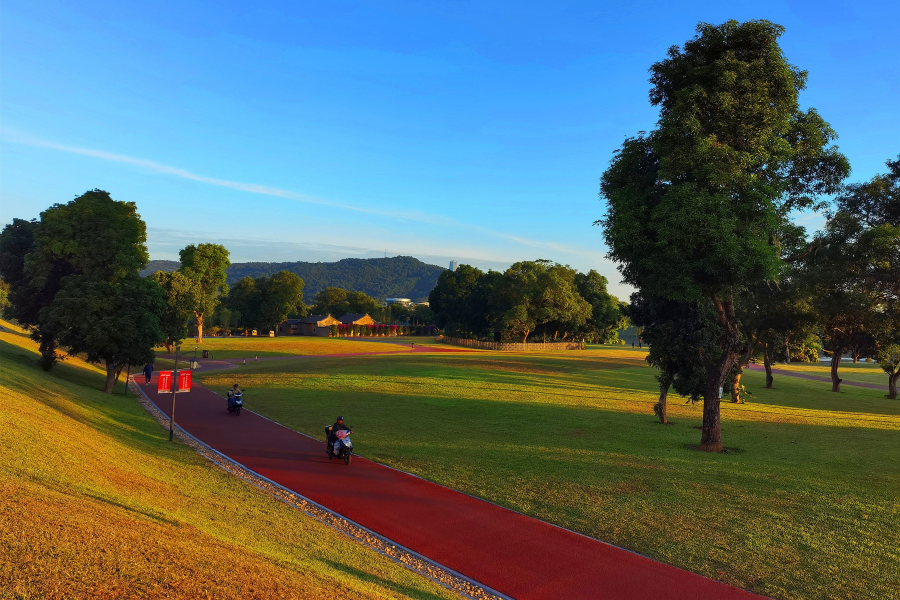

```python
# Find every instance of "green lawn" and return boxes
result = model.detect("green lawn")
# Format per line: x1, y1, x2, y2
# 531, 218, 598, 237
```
200, 351, 900, 600
0, 326, 462, 600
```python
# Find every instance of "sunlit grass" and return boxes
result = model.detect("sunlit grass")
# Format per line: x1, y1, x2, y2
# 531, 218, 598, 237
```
767, 361, 888, 386
202, 351, 900, 600
0, 332, 461, 600
156, 335, 438, 359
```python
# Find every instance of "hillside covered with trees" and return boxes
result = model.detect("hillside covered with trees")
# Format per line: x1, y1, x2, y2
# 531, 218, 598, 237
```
141, 256, 444, 301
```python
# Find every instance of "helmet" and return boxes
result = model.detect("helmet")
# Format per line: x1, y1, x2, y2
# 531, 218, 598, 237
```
337, 416, 344, 422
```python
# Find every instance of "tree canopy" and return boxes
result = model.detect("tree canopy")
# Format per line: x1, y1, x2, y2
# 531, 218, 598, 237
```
429, 260, 621, 343
310, 287, 379, 319
225, 271, 306, 333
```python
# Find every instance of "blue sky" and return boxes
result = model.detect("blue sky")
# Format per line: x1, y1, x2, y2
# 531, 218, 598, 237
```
1, 0, 897, 299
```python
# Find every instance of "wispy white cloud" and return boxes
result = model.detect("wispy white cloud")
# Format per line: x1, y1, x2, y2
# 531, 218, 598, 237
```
2, 129, 455, 226
3, 130, 620, 275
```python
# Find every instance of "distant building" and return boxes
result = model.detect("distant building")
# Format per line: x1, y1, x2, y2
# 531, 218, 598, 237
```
283, 315, 339, 336
449, 260, 458, 271
338, 313, 376, 326
385, 298, 413, 306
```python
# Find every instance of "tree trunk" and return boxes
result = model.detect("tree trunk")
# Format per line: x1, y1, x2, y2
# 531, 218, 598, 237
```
164, 337, 173, 354
852, 351, 859, 364
522, 330, 530, 343
103, 361, 121, 394
784, 336, 791, 364
195, 311, 204, 342
38, 333, 58, 372
730, 370, 743, 403
658, 381, 669, 424
831, 351, 842, 392
888, 371, 898, 400
702, 293, 742, 452
764, 342, 774, 388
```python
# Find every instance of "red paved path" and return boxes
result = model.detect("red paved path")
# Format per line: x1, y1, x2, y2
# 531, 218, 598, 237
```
139, 375, 762, 600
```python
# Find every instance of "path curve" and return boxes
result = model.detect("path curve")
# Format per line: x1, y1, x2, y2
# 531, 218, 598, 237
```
138, 375, 762, 600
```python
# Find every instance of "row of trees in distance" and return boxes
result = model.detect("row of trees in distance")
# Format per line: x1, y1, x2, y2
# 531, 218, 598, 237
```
428, 260, 626, 344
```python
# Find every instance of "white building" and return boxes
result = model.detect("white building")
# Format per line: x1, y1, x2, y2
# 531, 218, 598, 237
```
385, 298, 413, 306
449, 260, 458, 271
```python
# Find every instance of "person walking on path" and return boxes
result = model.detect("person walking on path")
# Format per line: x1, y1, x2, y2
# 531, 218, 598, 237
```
143, 362, 154, 384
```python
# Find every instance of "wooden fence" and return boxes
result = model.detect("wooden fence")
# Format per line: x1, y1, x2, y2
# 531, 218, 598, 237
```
438, 336, 583, 352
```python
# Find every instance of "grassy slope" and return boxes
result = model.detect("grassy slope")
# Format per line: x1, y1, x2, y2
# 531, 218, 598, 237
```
200, 351, 900, 600
158, 336, 433, 359
0, 326, 460, 600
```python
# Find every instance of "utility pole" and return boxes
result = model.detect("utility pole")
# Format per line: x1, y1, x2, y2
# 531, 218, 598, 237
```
169, 345, 181, 442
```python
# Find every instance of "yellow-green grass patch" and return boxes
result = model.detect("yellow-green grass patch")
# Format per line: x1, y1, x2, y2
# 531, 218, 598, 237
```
157, 335, 431, 359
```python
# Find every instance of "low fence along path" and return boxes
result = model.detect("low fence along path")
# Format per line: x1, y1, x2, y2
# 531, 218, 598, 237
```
138, 375, 761, 600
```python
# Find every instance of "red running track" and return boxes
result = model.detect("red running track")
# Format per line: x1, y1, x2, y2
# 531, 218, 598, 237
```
139, 375, 762, 600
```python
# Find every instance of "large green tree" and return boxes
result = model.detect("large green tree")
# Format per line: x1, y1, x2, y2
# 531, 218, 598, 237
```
311, 287, 348, 317
600, 20, 849, 451
258, 271, 306, 333
429, 265, 489, 337
225, 272, 306, 333
0, 191, 159, 375
179, 243, 230, 342
2, 190, 163, 390
151, 270, 202, 353
496, 261, 591, 343
226, 276, 261, 333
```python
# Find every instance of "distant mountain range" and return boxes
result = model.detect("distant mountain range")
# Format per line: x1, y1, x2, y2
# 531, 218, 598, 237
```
140, 256, 446, 302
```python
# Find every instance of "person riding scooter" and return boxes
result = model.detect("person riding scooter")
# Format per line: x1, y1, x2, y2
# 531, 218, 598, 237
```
226, 384, 244, 415
326, 416, 352, 458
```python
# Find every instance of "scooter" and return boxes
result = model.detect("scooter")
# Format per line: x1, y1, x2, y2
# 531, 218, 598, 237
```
227, 391, 243, 415
325, 426, 353, 465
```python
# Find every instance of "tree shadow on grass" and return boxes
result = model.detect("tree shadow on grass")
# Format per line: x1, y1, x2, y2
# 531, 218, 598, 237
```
1, 339, 205, 465
320, 559, 456, 600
